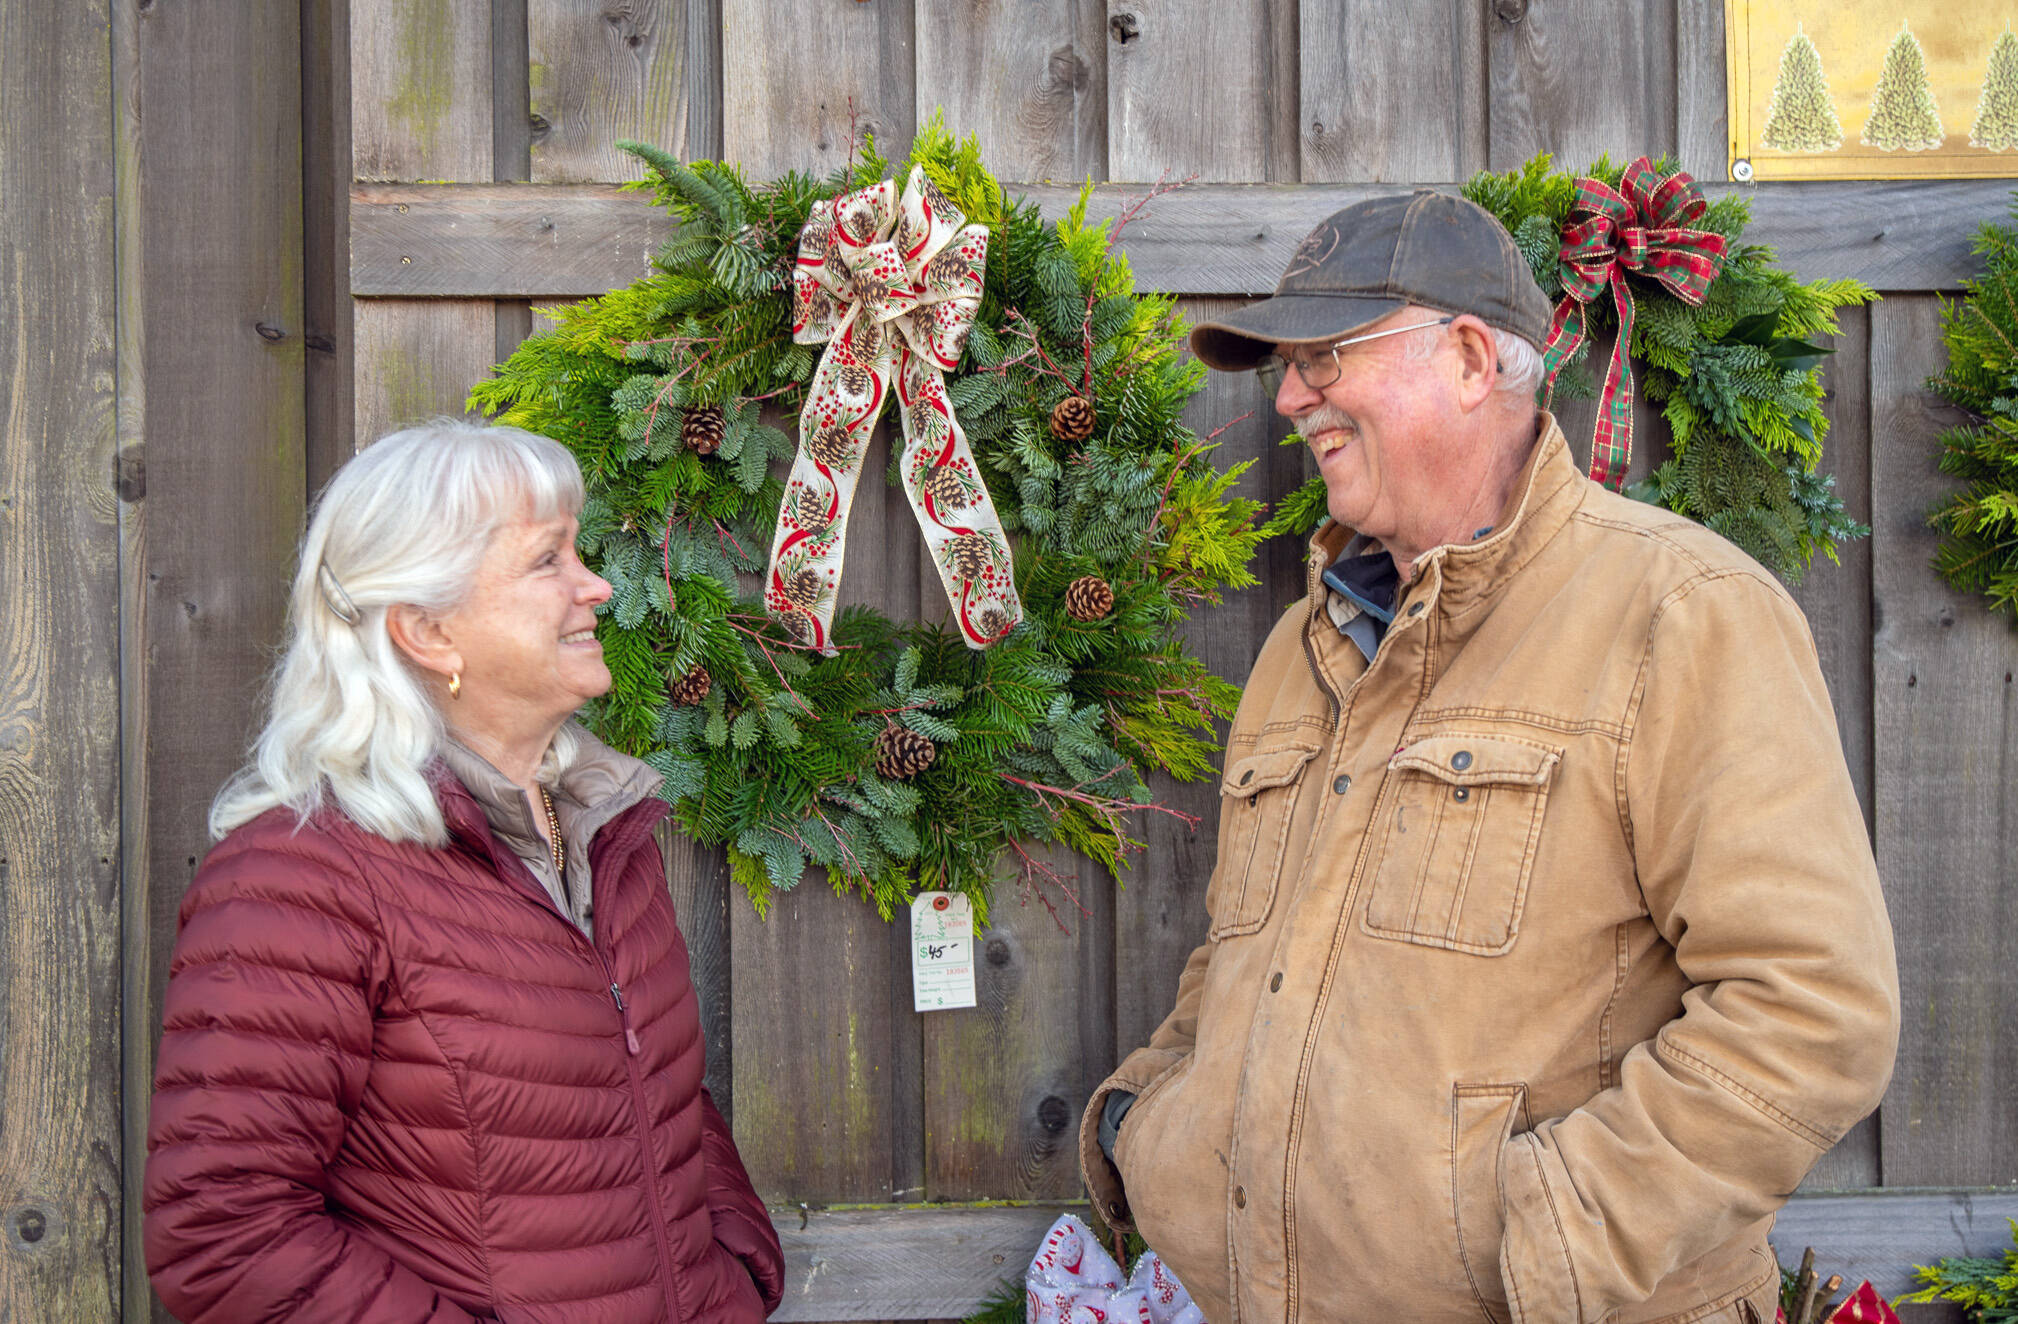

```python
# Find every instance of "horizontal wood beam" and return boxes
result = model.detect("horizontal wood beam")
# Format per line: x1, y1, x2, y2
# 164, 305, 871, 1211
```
352, 178, 2015, 300
771, 1191, 2018, 1319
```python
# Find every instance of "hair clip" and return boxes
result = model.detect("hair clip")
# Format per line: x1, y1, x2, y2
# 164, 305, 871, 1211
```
316, 562, 363, 625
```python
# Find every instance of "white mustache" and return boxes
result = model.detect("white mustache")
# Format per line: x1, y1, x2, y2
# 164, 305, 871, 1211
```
1299, 404, 1356, 435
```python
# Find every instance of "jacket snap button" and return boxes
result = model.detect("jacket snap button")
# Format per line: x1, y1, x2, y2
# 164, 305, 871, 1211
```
1332, 774, 1351, 795
1451, 750, 1472, 770
1233, 1186, 1247, 1209
1239, 768, 1254, 785
1270, 972, 1283, 992
1453, 787, 1470, 803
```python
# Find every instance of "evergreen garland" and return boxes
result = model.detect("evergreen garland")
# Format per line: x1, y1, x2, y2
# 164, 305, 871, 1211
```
470, 119, 1262, 921
1263, 153, 1874, 584
1928, 192, 2018, 617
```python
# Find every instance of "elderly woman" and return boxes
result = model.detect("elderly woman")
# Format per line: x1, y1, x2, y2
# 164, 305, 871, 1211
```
143, 420, 783, 1323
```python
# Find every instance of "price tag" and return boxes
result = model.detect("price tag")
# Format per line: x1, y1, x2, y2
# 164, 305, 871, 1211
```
910, 891, 976, 1012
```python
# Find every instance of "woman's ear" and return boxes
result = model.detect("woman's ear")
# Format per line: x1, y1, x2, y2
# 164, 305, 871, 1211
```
1448, 315, 1500, 413
386, 603, 461, 682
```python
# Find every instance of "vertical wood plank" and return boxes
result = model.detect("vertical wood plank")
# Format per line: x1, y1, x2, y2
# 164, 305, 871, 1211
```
1300, 0, 1488, 183
1105, 0, 1292, 183
133, 3, 308, 1319
350, 0, 494, 450
1116, 299, 1303, 1059
353, 301, 499, 447
1674, 0, 1727, 180
732, 416, 923, 1203
721, 0, 915, 179
529, 0, 687, 182
683, 0, 723, 163
305, 0, 356, 500
1791, 303, 1878, 1191
1487, 0, 1677, 172
922, 860, 1116, 1201
114, 0, 152, 1309
351, 0, 493, 182
917, 0, 1106, 183
1871, 295, 2018, 1188
1, 1, 121, 1318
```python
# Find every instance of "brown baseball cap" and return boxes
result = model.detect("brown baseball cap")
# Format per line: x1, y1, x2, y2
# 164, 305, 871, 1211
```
1189, 190, 1553, 371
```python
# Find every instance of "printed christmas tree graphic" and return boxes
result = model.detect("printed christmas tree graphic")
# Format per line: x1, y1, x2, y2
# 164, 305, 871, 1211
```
1971, 26, 2018, 151
1761, 26, 1844, 151
1862, 22, 1946, 151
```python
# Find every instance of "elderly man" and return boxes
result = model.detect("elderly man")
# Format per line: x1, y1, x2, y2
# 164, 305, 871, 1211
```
1079, 192, 1899, 1323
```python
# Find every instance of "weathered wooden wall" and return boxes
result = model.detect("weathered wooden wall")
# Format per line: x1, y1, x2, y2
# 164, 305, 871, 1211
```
6, 1, 2016, 1320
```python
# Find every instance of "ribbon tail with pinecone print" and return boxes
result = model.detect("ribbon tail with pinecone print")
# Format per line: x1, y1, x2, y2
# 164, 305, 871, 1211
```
764, 164, 1023, 654
1540, 156, 1727, 491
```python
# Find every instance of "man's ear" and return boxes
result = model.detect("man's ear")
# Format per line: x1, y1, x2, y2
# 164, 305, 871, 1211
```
386, 603, 461, 682
1448, 315, 1500, 413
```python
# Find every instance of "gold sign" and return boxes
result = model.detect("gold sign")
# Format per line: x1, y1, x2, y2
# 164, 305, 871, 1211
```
1727, 1, 2018, 180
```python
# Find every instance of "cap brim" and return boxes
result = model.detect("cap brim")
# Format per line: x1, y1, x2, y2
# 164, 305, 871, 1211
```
1188, 293, 1407, 371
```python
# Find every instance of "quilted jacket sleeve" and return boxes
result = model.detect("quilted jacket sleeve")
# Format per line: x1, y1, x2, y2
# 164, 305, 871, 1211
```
143, 829, 484, 1324
698, 1089, 786, 1313
1497, 570, 1900, 1323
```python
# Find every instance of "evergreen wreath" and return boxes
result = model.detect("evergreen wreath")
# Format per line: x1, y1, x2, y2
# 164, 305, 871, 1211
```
470, 119, 1264, 921
1261, 153, 1875, 583
1928, 192, 2018, 618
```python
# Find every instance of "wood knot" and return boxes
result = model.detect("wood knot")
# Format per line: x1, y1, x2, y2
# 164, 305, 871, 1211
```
254, 322, 288, 342
1109, 12, 1140, 42
984, 936, 1013, 966
1036, 1095, 1071, 1134
115, 445, 146, 503
1493, 0, 1528, 21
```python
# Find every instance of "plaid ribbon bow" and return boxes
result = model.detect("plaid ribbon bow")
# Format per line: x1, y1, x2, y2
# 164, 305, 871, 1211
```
1541, 156, 1727, 490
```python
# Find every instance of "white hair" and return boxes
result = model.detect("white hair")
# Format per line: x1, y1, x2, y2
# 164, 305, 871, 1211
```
1400, 310, 1546, 398
210, 419, 588, 845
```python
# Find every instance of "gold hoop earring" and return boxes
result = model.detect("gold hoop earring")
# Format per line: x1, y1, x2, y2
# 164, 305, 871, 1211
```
448, 671, 462, 700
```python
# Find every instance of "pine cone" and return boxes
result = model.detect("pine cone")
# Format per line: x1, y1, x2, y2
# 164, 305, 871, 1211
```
976, 607, 1013, 642
788, 485, 832, 535
1050, 395, 1096, 443
944, 532, 993, 582
836, 360, 876, 401
873, 727, 937, 780
668, 664, 712, 706
924, 249, 972, 291
919, 464, 970, 510
1064, 575, 1115, 622
806, 423, 857, 470
779, 567, 824, 611
682, 405, 726, 455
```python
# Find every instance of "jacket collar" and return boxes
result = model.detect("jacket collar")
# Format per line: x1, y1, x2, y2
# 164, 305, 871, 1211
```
432, 722, 666, 881
1304, 412, 1586, 618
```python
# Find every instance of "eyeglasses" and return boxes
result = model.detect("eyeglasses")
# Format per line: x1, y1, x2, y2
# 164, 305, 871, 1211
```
1255, 317, 1454, 394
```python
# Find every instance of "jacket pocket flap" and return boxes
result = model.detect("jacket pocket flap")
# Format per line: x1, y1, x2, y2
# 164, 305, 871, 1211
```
1390, 735, 1560, 787
1220, 744, 1321, 797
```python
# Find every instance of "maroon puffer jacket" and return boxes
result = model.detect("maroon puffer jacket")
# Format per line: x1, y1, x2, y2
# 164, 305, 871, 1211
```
143, 776, 784, 1323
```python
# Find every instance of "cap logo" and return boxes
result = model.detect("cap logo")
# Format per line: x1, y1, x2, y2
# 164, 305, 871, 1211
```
1280, 222, 1342, 290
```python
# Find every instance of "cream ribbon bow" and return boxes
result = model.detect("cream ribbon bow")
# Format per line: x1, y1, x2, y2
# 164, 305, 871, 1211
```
763, 166, 1023, 654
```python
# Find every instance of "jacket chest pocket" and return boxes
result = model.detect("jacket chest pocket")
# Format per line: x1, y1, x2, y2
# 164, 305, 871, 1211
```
1206, 743, 1320, 939
1360, 734, 1560, 955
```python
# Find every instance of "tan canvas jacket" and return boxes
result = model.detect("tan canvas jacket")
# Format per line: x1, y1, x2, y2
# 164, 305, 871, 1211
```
1080, 417, 1899, 1324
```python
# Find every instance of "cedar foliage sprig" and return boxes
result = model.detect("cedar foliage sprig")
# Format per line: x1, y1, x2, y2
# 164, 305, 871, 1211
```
1927, 193, 2018, 618
1262, 153, 1873, 583
1899, 1219, 2018, 1321
470, 116, 1260, 922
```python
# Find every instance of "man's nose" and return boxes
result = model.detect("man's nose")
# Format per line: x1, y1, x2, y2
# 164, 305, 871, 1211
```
1275, 367, 1320, 418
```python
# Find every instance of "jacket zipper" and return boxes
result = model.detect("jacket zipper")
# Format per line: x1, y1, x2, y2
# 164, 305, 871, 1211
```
588, 943, 693, 1324
475, 808, 692, 1324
